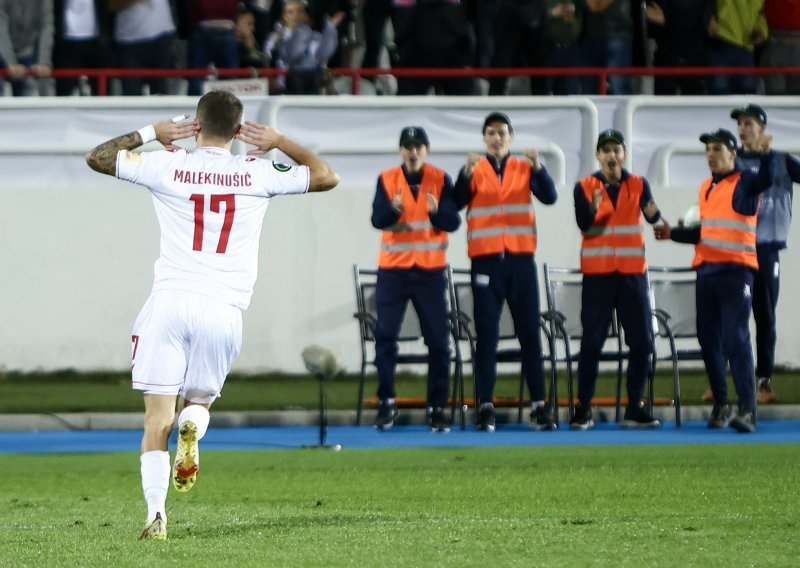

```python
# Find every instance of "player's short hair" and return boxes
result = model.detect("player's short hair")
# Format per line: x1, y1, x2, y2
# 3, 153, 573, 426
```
196, 91, 243, 141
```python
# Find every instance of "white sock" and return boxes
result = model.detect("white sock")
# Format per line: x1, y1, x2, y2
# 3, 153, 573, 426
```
141, 450, 170, 524
178, 405, 210, 440
531, 400, 545, 411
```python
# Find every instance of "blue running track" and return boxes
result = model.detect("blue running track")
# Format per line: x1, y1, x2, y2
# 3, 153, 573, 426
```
1, 420, 799, 454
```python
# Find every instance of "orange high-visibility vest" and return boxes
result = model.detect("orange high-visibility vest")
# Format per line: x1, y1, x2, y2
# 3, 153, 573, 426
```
579, 175, 647, 275
378, 165, 448, 269
692, 172, 758, 269
466, 156, 536, 258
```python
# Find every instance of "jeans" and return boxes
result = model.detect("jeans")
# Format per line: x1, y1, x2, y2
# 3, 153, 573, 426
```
706, 41, 757, 95
581, 36, 632, 95
188, 27, 240, 96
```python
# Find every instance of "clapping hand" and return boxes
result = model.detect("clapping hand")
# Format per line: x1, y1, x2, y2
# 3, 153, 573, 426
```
523, 149, 541, 171
464, 152, 481, 176
653, 219, 671, 240
427, 193, 439, 215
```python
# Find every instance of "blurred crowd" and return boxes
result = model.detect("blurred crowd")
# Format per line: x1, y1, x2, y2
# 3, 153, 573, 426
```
0, 0, 797, 96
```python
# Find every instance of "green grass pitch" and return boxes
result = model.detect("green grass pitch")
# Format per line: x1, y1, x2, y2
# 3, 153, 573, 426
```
2, 444, 798, 566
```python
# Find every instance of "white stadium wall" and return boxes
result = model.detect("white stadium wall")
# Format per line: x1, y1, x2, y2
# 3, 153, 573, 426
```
1, 95, 798, 373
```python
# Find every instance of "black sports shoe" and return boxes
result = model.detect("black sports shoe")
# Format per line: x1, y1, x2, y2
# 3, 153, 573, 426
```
427, 407, 451, 433
530, 404, 557, 431
622, 403, 661, 429
730, 409, 756, 433
708, 402, 733, 429
476, 402, 496, 432
569, 403, 594, 430
374, 400, 398, 430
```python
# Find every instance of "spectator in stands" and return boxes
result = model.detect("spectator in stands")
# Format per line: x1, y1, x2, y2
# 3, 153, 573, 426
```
360, 0, 392, 70
654, 128, 774, 433
760, 0, 800, 95
543, 0, 584, 95
581, 0, 633, 95
645, 0, 713, 95
392, 0, 474, 95
582, 0, 634, 95
243, 0, 282, 48
570, 130, 662, 431
488, 0, 547, 95
0, 0, 54, 96
371, 126, 460, 432
308, 0, 354, 68
53, 0, 112, 96
265, 0, 340, 94
467, 0, 495, 68
730, 104, 800, 404
706, 0, 768, 94
110, 0, 178, 96
183, 0, 240, 96
236, 4, 270, 68
453, 112, 558, 432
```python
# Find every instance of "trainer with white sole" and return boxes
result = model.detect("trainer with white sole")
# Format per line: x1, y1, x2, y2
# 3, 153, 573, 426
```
85, 90, 339, 539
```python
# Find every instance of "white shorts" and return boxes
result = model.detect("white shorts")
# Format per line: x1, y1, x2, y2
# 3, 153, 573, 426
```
131, 290, 243, 405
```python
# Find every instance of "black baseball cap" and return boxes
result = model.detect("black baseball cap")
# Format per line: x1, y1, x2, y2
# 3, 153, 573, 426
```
730, 104, 767, 126
482, 111, 513, 133
596, 129, 625, 149
399, 126, 429, 148
699, 128, 737, 150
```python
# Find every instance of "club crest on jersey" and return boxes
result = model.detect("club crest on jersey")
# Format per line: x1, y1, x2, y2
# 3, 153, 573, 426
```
273, 163, 292, 172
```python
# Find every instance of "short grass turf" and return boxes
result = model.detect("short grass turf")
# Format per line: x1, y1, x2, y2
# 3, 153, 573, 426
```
2, 445, 798, 567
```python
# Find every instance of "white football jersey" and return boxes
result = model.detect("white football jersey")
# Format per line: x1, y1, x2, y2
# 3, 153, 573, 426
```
116, 146, 310, 309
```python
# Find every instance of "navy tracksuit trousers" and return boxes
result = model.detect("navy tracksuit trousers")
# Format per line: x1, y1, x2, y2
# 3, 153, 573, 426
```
577, 273, 653, 406
374, 267, 451, 407
753, 247, 780, 379
471, 253, 544, 404
696, 266, 756, 412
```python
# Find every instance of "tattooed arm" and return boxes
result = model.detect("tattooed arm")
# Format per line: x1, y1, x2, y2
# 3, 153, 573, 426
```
85, 116, 199, 177
85, 131, 143, 176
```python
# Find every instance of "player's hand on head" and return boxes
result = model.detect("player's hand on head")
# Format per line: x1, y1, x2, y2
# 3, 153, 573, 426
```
153, 114, 199, 146
237, 121, 285, 155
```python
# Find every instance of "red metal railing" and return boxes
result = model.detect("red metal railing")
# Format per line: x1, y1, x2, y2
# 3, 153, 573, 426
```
2, 66, 799, 96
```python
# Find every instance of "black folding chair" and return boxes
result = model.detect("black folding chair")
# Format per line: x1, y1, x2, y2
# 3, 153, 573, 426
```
448, 267, 559, 428
542, 264, 635, 423
352, 265, 463, 426
648, 266, 725, 427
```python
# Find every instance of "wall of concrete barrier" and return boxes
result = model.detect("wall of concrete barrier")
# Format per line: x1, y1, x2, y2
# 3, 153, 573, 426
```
1, 95, 798, 373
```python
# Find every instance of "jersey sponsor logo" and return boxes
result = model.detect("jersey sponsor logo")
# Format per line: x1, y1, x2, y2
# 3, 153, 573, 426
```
121, 150, 141, 161
173, 170, 252, 187
273, 163, 292, 172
